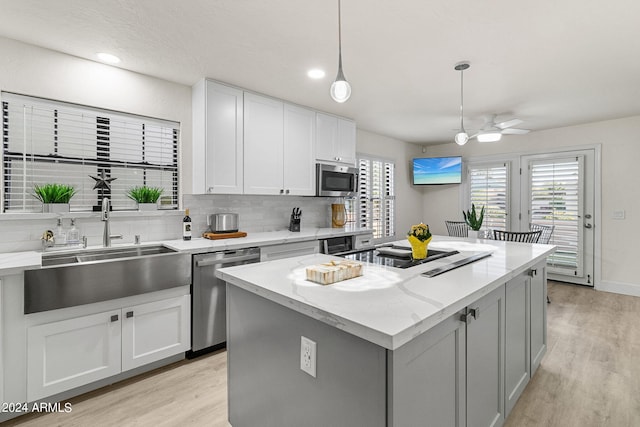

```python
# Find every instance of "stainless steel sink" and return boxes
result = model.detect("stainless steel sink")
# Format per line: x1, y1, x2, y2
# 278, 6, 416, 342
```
25, 245, 191, 314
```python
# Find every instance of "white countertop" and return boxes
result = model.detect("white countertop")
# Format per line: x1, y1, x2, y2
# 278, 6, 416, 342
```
0, 227, 372, 275
216, 235, 555, 350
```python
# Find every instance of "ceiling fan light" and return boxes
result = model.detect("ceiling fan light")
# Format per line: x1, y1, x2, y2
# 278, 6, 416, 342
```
454, 131, 469, 146
477, 132, 502, 143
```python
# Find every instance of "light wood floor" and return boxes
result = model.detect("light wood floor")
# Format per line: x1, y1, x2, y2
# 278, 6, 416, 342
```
5, 281, 640, 427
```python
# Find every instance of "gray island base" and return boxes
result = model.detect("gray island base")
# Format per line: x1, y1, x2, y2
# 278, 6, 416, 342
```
218, 237, 554, 427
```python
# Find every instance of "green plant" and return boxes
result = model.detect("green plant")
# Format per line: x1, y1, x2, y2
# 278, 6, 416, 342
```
32, 183, 76, 203
463, 204, 485, 231
127, 186, 163, 204
408, 223, 432, 242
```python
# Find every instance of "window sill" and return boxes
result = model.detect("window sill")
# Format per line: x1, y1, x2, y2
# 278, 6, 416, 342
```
0, 210, 185, 221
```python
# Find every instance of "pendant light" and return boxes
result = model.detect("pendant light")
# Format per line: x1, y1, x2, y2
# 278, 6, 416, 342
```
330, 0, 351, 103
454, 61, 470, 145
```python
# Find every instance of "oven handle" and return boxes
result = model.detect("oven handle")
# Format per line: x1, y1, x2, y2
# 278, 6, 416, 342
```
195, 253, 259, 267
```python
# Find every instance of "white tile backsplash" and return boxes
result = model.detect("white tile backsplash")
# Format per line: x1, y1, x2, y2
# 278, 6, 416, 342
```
183, 194, 341, 235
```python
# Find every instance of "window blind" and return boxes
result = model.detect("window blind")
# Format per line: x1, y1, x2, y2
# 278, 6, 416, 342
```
352, 156, 395, 239
529, 157, 582, 272
1, 93, 179, 212
468, 162, 509, 231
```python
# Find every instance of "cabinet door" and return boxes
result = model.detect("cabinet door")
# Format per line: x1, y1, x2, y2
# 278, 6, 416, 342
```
315, 112, 338, 163
27, 310, 121, 402
530, 262, 547, 374
122, 295, 190, 371
260, 240, 319, 262
466, 284, 505, 427
205, 81, 244, 194
505, 272, 530, 416
388, 312, 466, 427
336, 118, 356, 165
243, 93, 284, 195
283, 104, 315, 196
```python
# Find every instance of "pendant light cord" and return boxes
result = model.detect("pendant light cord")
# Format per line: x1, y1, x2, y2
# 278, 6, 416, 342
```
337, 0, 343, 69
459, 68, 464, 130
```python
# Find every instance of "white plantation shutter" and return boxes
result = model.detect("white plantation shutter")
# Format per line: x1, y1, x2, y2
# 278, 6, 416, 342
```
529, 156, 583, 273
1, 93, 179, 212
349, 156, 395, 239
468, 162, 509, 231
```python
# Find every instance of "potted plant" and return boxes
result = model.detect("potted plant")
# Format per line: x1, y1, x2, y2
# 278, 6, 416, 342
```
33, 183, 76, 213
127, 186, 163, 211
463, 204, 485, 238
407, 223, 433, 260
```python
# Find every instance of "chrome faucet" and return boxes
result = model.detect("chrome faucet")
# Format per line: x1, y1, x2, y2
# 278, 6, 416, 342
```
101, 197, 123, 247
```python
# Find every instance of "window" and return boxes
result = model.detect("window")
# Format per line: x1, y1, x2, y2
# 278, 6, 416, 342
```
1, 92, 179, 212
468, 162, 509, 231
346, 155, 395, 239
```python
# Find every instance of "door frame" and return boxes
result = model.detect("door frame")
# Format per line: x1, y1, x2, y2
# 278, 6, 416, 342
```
460, 144, 601, 287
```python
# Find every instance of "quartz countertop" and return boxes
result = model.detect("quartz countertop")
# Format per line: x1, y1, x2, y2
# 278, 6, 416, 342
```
216, 235, 555, 350
0, 227, 372, 275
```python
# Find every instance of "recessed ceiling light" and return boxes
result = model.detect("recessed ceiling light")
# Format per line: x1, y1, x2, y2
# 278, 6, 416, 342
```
307, 69, 326, 79
97, 52, 121, 64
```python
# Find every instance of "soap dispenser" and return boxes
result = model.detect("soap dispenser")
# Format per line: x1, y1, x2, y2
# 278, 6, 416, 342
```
67, 218, 80, 244
54, 218, 67, 245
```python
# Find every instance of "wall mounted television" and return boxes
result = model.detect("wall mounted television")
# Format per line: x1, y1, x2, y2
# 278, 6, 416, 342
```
412, 156, 462, 185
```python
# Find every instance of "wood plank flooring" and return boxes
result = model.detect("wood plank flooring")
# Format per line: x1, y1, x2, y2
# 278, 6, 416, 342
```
6, 281, 640, 427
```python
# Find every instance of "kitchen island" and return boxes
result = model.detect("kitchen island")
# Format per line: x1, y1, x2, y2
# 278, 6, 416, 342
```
217, 236, 555, 427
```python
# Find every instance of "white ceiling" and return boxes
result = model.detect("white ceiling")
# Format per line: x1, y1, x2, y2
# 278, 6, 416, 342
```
1, 0, 639, 144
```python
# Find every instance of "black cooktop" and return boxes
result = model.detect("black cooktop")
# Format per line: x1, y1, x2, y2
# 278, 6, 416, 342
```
341, 247, 459, 269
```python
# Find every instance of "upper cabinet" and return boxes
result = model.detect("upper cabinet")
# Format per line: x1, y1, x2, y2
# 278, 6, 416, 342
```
315, 112, 356, 166
244, 94, 315, 196
192, 79, 244, 194
192, 78, 352, 195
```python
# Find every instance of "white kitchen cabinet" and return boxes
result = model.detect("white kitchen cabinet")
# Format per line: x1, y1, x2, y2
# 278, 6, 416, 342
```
505, 272, 530, 416
192, 79, 244, 194
466, 284, 505, 427
0, 278, 3, 406
27, 310, 122, 401
244, 92, 284, 194
122, 295, 190, 371
530, 261, 547, 374
244, 93, 315, 196
315, 112, 356, 166
283, 103, 316, 196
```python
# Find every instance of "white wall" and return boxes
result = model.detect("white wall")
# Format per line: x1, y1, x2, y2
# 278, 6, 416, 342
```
0, 36, 193, 193
421, 115, 640, 294
356, 129, 424, 240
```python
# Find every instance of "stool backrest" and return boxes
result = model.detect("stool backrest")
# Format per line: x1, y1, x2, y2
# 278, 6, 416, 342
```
445, 220, 469, 237
529, 223, 554, 244
493, 229, 542, 243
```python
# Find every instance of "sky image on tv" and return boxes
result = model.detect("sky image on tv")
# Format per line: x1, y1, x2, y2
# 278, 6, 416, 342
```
413, 156, 462, 184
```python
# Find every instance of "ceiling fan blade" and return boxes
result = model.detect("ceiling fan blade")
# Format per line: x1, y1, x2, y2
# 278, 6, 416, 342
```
495, 118, 523, 129
501, 128, 530, 135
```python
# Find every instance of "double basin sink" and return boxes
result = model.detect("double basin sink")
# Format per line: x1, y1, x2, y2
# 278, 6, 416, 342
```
24, 245, 191, 314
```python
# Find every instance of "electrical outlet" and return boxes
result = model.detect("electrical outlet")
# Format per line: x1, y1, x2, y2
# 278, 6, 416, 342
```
300, 336, 317, 377
612, 210, 625, 220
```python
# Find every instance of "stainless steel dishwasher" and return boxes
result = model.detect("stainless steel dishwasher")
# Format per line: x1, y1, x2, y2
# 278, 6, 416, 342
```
190, 247, 260, 357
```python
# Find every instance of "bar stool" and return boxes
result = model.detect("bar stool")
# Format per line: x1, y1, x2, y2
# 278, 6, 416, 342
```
445, 221, 469, 237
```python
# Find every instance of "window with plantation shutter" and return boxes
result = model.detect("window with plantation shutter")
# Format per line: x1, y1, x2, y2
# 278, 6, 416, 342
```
345, 156, 395, 239
1, 92, 179, 212
529, 156, 583, 274
468, 162, 509, 231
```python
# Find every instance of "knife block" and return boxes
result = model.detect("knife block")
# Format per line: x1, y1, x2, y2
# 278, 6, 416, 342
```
289, 215, 301, 232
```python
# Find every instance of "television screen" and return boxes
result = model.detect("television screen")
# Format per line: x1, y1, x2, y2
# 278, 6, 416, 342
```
412, 156, 462, 185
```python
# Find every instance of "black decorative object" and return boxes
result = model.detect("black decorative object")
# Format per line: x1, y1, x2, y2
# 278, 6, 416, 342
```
90, 170, 117, 211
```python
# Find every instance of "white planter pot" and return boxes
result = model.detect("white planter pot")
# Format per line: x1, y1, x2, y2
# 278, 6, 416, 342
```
468, 230, 479, 239
42, 203, 70, 213
137, 203, 158, 211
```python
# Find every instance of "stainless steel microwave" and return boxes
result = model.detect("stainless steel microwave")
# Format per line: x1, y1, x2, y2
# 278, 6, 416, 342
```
316, 163, 357, 197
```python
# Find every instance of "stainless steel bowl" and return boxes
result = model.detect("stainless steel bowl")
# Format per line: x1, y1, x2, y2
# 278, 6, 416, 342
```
208, 213, 239, 233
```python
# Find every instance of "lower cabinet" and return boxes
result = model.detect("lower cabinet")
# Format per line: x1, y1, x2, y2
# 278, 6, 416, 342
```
504, 272, 530, 416
530, 263, 547, 374
27, 295, 190, 402
260, 240, 318, 262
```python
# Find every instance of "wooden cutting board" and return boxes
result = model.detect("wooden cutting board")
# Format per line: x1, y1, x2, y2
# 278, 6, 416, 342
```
202, 231, 247, 240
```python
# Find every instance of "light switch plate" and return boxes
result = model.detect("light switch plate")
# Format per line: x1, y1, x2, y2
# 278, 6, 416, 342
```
612, 210, 625, 220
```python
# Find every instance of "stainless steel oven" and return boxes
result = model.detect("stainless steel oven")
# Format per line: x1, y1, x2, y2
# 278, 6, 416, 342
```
316, 163, 357, 197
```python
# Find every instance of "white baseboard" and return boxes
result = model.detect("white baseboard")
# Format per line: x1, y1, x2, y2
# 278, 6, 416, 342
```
596, 280, 640, 298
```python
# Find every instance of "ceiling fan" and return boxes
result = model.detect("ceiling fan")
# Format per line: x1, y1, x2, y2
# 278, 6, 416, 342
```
453, 61, 530, 144
471, 114, 531, 143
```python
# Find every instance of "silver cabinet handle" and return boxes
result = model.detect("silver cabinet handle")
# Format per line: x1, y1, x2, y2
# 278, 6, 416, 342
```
111, 314, 119, 322
126, 311, 134, 318
529, 268, 537, 277
195, 254, 260, 267
280, 189, 284, 194
584, 223, 593, 229
469, 307, 480, 319
285, 189, 290, 194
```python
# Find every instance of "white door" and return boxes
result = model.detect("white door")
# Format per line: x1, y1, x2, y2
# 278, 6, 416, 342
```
521, 150, 596, 286
121, 295, 190, 371
27, 310, 121, 401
